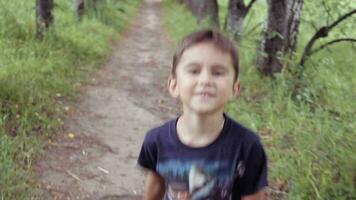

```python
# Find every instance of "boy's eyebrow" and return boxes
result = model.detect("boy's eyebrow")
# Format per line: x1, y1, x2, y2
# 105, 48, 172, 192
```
184, 62, 230, 70
185, 62, 201, 67
212, 64, 229, 69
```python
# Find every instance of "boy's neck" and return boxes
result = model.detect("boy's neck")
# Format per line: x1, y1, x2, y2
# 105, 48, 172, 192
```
177, 111, 225, 147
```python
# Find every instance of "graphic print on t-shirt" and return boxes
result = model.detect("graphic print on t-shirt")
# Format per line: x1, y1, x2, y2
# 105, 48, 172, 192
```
157, 159, 235, 200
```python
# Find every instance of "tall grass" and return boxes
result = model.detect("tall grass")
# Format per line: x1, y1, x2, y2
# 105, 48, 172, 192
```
0, 0, 140, 198
162, 0, 356, 199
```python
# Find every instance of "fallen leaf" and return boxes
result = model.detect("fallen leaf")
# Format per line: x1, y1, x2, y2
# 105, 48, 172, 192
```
68, 133, 75, 139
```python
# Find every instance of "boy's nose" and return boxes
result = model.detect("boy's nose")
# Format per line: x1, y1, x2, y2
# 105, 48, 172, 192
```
198, 70, 213, 86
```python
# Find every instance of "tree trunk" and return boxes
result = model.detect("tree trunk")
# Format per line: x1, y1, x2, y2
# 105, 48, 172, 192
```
225, 0, 257, 40
73, 0, 85, 19
36, 0, 54, 38
257, 0, 303, 76
284, 0, 303, 53
185, 0, 219, 27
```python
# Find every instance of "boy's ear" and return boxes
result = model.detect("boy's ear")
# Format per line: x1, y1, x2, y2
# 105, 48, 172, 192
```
232, 80, 240, 100
168, 75, 179, 98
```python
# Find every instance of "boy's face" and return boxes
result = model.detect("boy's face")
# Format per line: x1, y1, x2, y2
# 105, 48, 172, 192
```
169, 42, 240, 115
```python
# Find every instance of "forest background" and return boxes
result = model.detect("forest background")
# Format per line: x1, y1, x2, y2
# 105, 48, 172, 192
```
0, 0, 355, 199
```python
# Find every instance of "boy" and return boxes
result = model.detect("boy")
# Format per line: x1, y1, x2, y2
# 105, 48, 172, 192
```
138, 29, 268, 200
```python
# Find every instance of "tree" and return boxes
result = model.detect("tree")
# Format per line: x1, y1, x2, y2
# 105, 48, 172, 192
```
225, 0, 257, 40
183, 0, 219, 27
73, 0, 84, 19
299, 8, 356, 66
257, 0, 303, 76
36, 0, 54, 38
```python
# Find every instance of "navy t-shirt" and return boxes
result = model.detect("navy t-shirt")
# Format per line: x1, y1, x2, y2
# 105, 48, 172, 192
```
138, 114, 268, 200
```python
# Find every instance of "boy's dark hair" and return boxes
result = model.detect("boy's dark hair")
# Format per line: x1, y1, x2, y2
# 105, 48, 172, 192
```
172, 29, 239, 81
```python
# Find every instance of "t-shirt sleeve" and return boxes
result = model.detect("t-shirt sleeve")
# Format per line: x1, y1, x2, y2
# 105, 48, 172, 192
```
235, 140, 268, 196
137, 133, 158, 172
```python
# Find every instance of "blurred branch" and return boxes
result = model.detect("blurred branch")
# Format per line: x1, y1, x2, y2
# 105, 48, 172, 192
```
299, 8, 356, 66
328, 9, 356, 31
311, 38, 356, 55
245, 0, 257, 15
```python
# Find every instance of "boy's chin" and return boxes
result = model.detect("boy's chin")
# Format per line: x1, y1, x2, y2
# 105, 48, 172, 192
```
184, 104, 224, 116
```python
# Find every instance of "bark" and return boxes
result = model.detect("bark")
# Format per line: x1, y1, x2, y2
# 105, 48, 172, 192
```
225, 0, 257, 40
257, 0, 287, 75
185, 0, 219, 27
36, 0, 54, 38
73, 0, 85, 19
257, 0, 303, 76
284, 0, 303, 52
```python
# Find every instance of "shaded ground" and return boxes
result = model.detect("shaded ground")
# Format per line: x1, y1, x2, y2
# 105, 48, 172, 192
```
35, 0, 179, 199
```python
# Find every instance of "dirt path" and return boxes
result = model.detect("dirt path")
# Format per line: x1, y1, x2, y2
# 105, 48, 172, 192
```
35, 1, 178, 199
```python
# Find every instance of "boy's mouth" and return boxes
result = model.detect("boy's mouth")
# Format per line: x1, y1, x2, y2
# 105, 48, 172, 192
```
195, 92, 215, 97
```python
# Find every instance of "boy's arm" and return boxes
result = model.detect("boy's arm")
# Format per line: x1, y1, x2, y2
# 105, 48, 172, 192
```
236, 139, 268, 198
241, 189, 265, 200
143, 170, 165, 200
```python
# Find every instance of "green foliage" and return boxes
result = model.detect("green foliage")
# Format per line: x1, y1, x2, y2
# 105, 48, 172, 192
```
85, 0, 135, 30
0, 133, 39, 199
162, 0, 356, 199
0, 0, 140, 198
162, 0, 199, 42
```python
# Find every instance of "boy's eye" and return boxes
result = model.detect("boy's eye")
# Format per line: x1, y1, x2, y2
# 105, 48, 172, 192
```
188, 69, 200, 74
212, 65, 227, 76
212, 70, 226, 76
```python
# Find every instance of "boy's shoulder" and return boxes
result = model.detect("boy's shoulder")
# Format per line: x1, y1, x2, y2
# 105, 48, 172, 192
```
143, 118, 175, 143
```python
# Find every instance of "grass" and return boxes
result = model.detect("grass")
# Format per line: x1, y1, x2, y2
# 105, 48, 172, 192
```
0, 0, 140, 198
161, 0, 356, 199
